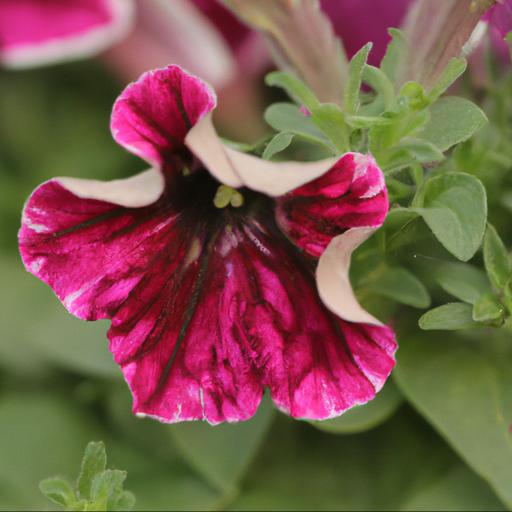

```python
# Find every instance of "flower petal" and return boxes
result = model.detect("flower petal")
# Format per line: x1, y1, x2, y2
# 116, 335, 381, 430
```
185, 115, 339, 195
19, 175, 176, 320
111, 65, 217, 168
276, 152, 389, 325
115, 219, 396, 423
276, 152, 388, 258
57, 168, 164, 208
0, 0, 134, 68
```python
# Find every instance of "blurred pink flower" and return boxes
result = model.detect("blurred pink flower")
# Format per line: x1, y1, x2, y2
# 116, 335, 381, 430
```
19, 65, 396, 425
485, 0, 512, 36
0, 0, 134, 68
320, 0, 411, 64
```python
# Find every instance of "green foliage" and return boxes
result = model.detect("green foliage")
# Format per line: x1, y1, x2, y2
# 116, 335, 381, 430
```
365, 266, 430, 308
168, 398, 274, 495
413, 172, 487, 262
472, 292, 505, 324
395, 332, 512, 507
434, 262, 490, 305
40, 441, 135, 511
419, 302, 478, 330
483, 224, 512, 291
419, 97, 487, 151
262, 132, 294, 160
344, 43, 372, 114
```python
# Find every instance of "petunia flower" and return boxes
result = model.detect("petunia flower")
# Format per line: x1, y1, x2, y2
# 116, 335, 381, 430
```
19, 65, 397, 424
0, 0, 134, 68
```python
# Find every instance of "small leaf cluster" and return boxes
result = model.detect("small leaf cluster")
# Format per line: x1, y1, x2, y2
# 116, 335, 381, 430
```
39, 441, 135, 511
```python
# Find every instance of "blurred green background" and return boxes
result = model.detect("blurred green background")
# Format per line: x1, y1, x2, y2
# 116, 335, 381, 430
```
1, 58, 511, 511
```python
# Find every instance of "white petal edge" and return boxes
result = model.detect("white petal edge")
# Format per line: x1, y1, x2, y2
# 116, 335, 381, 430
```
316, 227, 383, 326
56, 167, 164, 208
185, 114, 339, 196
1, 0, 135, 69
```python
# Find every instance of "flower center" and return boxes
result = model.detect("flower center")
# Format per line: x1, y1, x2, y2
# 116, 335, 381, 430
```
213, 185, 245, 209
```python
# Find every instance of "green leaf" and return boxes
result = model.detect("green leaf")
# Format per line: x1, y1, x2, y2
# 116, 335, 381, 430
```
367, 267, 431, 308
39, 477, 76, 508
427, 57, 467, 101
90, 469, 127, 511
434, 262, 490, 304
345, 113, 393, 129
398, 138, 445, 163
394, 332, 512, 508
344, 43, 372, 114
506, 31, 512, 57
169, 397, 274, 494
419, 302, 478, 330
472, 292, 505, 324
262, 132, 294, 160
415, 172, 487, 261
231, 408, 495, 510
381, 28, 409, 88
483, 224, 512, 291
362, 64, 396, 111
264, 103, 333, 150
310, 380, 403, 434
399, 81, 429, 110
311, 103, 350, 152
265, 71, 319, 111
77, 441, 107, 500
419, 97, 487, 151
114, 491, 136, 511
400, 463, 506, 512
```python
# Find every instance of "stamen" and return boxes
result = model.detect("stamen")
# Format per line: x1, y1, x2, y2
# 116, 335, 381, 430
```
213, 184, 245, 209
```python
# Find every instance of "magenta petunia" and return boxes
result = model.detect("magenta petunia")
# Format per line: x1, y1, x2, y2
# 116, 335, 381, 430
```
19, 65, 397, 424
0, 0, 134, 68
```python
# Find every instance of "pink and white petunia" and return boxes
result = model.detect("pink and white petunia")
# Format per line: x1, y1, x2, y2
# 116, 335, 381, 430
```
19, 65, 397, 424
0, 0, 134, 68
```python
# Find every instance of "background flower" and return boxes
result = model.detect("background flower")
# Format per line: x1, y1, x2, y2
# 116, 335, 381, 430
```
0, 0, 134, 68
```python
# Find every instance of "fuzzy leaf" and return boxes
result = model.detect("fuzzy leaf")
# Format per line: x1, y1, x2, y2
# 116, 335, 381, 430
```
266, 71, 319, 111
434, 262, 490, 304
264, 103, 333, 150
419, 97, 487, 151
90, 469, 127, 511
419, 302, 478, 330
428, 58, 467, 101
415, 172, 487, 261
344, 43, 372, 114
472, 292, 505, 324
77, 442, 107, 500
39, 477, 76, 508
399, 138, 445, 163
367, 267, 431, 308
483, 224, 512, 291
381, 28, 409, 88
262, 132, 294, 160
311, 103, 350, 152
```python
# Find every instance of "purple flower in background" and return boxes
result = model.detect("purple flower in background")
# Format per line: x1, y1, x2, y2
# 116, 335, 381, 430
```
320, 0, 411, 64
19, 65, 396, 424
0, 0, 133, 68
485, 0, 512, 36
